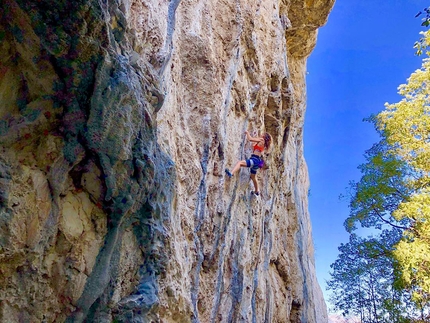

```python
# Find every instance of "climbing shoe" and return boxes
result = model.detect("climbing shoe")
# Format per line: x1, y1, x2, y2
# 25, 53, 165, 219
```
251, 191, 260, 196
225, 169, 232, 178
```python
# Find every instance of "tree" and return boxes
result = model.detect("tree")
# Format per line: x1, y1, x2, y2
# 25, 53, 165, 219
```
375, 33, 430, 314
343, 136, 412, 233
334, 28, 430, 320
327, 231, 413, 323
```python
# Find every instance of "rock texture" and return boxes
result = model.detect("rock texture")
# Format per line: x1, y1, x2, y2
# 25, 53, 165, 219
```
0, 0, 334, 322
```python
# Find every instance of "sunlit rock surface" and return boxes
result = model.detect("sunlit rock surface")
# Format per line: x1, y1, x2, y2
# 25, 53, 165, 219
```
0, 0, 334, 322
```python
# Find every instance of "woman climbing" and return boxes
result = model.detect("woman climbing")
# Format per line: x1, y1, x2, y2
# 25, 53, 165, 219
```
225, 130, 272, 196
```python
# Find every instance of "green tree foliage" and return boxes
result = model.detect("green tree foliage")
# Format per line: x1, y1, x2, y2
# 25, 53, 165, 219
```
343, 137, 412, 233
330, 28, 430, 321
327, 232, 413, 323
391, 188, 430, 312
376, 33, 430, 311
415, 10, 430, 55
377, 57, 430, 183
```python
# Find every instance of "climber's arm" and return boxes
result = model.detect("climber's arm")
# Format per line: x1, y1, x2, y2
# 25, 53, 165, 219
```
245, 131, 263, 143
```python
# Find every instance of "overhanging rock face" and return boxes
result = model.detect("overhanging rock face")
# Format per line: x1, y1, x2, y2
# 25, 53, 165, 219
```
0, 0, 334, 322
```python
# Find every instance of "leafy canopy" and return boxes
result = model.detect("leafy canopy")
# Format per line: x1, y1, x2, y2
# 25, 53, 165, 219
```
331, 29, 430, 319
376, 31, 430, 307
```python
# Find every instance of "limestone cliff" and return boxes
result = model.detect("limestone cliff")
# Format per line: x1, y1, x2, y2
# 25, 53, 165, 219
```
0, 0, 334, 322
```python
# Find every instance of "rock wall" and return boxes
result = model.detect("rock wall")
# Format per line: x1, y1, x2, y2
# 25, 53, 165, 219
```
0, 0, 334, 322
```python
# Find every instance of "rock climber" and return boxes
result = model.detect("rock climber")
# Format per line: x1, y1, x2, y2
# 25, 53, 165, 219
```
225, 131, 272, 196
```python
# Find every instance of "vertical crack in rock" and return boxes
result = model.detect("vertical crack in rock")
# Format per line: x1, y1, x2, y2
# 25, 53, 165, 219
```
209, 173, 244, 322
222, 47, 242, 116
262, 197, 277, 323
159, 0, 182, 76
220, 0, 244, 139
251, 267, 259, 323
250, 213, 265, 323
226, 230, 245, 322
191, 140, 210, 323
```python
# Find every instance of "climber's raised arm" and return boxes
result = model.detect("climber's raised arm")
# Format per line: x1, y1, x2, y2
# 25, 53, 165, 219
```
245, 131, 263, 144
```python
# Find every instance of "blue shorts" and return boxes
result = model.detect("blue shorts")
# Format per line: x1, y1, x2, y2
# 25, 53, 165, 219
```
246, 155, 261, 174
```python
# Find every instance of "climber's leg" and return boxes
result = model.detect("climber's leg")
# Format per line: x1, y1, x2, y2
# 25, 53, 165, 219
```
226, 160, 247, 177
250, 173, 259, 194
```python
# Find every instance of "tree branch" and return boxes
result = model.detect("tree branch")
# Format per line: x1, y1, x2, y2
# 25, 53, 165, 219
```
372, 206, 409, 230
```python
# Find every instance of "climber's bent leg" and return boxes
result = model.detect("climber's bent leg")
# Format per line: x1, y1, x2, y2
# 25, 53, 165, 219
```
230, 160, 247, 176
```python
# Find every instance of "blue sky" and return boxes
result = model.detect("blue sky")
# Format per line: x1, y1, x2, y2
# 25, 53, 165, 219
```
304, 0, 429, 310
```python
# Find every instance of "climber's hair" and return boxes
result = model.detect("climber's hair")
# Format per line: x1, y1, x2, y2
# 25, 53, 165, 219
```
263, 132, 272, 149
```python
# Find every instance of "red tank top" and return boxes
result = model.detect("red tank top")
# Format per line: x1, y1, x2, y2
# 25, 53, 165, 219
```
253, 143, 264, 152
